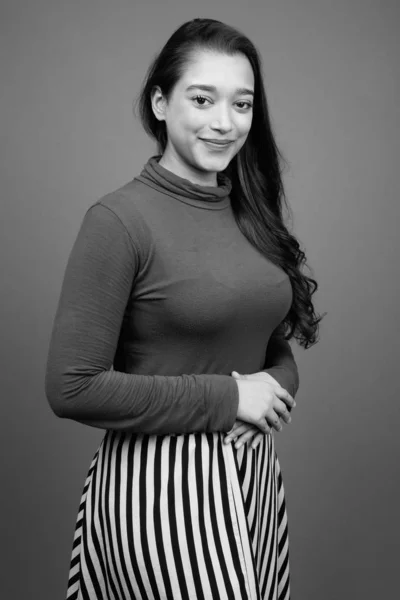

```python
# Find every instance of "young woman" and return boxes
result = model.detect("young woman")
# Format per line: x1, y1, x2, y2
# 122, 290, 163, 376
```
45, 18, 322, 600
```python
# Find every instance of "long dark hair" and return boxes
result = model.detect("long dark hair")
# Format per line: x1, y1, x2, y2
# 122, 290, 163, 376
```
135, 18, 324, 348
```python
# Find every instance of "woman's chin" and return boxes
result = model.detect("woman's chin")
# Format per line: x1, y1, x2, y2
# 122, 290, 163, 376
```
193, 152, 231, 173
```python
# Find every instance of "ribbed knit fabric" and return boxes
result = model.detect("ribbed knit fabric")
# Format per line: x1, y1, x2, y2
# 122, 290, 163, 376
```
45, 154, 298, 434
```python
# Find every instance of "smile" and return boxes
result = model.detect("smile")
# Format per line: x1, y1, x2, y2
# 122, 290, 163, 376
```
200, 139, 234, 149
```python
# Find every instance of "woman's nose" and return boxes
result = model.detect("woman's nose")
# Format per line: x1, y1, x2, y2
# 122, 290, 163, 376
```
211, 106, 234, 132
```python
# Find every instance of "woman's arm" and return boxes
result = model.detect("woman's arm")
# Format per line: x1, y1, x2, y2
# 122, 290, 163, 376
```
45, 202, 238, 435
261, 324, 300, 398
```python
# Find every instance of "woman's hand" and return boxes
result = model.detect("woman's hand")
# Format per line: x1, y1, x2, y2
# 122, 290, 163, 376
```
232, 370, 283, 389
231, 370, 296, 435
224, 419, 266, 449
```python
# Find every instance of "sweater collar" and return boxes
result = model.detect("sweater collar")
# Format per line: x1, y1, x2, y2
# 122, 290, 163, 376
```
135, 155, 232, 210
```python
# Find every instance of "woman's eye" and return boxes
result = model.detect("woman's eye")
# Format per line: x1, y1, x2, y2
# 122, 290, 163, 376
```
236, 101, 253, 110
192, 95, 210, 106
192, 96, 253, 110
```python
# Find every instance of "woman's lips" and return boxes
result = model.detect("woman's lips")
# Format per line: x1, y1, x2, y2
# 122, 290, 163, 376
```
200, 139, 234, 149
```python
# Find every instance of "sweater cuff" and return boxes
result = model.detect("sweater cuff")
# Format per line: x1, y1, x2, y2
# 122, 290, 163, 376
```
202, 374, 239, 432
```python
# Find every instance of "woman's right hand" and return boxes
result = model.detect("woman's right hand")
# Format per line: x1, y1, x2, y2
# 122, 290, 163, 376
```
234, 377, 295, 433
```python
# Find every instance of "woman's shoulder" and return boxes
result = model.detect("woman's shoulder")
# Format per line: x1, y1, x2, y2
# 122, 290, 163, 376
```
91, 177, 149, 221
84, 179, 153, 257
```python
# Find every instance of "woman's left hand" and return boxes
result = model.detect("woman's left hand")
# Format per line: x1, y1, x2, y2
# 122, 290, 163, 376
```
224, 369, 290, 449
224, 419, 269, 449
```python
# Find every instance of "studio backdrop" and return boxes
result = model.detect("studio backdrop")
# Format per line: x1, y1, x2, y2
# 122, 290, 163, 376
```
1, 1, 399, 598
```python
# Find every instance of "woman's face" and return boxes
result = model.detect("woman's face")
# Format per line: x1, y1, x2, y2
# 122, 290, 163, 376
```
151, 50, 255, 185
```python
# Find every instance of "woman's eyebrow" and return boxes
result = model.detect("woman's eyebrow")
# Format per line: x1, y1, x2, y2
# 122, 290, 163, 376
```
185, 84, 254, 96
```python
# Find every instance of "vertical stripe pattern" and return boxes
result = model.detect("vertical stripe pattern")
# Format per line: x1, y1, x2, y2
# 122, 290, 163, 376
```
66, 430, 290, 600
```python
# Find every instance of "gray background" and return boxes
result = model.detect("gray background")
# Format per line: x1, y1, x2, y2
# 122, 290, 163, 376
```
1, 0, 399, 598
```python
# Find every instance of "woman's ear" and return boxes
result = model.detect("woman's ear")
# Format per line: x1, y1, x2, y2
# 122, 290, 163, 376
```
150, 85, 167, 122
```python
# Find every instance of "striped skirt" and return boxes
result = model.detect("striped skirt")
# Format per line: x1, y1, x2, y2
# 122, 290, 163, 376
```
66, 430, 290, 600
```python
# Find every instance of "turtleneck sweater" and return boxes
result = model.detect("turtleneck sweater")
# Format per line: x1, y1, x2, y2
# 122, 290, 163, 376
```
45, 155, 299, 434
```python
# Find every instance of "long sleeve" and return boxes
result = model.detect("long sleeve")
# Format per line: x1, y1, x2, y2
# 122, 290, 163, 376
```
45, 203, 239, 435
262, 324, 300, 398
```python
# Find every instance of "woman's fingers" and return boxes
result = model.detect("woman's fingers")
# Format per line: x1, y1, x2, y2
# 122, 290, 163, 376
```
274, 386, 296, 409
225, 419, 244, 438
232, 424, 271, 449
251, 432, 264, 449
266, 410, 283, 432
264, 402, 293, 432
224, 421, 249, 444
226, 420, 241, 435
233, 428, 258, 448
256, 418, 271, 434
226, 419, 272, 449
274, 400, 292, 424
